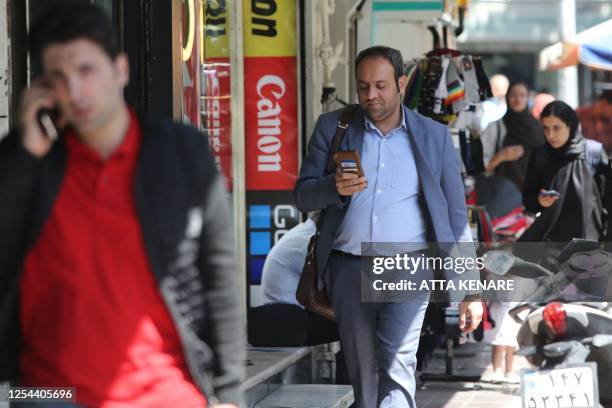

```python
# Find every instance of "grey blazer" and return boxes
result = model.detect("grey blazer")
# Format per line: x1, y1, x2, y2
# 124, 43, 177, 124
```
294, 105, 479, 298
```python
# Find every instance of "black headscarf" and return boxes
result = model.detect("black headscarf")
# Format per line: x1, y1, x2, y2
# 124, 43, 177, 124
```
496, 84, 546, 189
519, 113, 604, 244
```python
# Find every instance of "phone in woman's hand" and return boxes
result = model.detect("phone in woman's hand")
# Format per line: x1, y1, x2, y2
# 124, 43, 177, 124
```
540, 189, 560, 198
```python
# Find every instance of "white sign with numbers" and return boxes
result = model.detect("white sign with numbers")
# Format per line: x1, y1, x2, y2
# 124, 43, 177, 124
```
521, 363, 599, 408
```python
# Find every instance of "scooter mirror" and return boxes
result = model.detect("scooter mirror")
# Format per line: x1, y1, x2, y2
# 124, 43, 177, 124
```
559, 239, 600, 263
592, 334, 612, 348
542, 341, 575, 358
483, 250, 515, 276
568, 250, 612, 275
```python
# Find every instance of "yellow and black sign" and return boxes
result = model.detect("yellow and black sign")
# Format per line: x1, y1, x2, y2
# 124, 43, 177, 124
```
243, 0, 296, 58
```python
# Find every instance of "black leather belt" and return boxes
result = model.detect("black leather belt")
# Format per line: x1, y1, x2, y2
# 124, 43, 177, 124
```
332, 248, 434, 258
331, 249, 362, 259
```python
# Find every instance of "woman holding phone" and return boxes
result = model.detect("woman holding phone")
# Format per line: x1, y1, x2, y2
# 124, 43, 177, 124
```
520, 100, 607, 244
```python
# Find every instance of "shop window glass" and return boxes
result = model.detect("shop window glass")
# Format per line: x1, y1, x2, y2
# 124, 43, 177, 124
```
181, 0, 233, 192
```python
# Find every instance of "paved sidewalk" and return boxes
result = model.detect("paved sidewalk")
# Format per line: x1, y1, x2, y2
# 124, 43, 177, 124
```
416, 342, 532, 408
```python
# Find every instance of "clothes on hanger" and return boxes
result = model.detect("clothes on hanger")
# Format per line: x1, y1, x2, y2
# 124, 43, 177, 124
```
416, 57, 443, 118
461, 56, 481, 104
446, 58, 467, 114
434, 58, 450, 114
473, 56, 493, 101
404, 52, 491, 125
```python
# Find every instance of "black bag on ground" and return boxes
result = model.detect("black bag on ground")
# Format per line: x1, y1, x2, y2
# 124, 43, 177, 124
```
247, 304, 339, 347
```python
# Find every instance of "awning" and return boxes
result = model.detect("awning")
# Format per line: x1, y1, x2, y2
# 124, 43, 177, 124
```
539, 19, 612, 71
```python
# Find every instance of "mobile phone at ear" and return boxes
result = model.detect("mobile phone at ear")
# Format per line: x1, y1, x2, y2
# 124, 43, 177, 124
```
333, 150, 365, 178
36, 107, 61, 141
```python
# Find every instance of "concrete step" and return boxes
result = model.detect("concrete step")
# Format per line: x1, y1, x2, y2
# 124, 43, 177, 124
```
254, 384, 354, 408
243, 346, 316, 407
242, 343, 351, 407
242, 346, 314, 392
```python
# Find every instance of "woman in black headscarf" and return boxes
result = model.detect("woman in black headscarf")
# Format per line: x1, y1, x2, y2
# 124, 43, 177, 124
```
496, 82, 546, 190
520, 100, 607, 245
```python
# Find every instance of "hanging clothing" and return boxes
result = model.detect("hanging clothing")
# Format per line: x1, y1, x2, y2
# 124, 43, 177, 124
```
461, 56, 481, 104
446, 59, 467, 113
433, 58, 450, 115
496, 108, 545, 190
459, 129, 485, 175
404, 61, 424, 110
403, 53, 492, 125
473, 57, 493, 101
415, 58, 443, 117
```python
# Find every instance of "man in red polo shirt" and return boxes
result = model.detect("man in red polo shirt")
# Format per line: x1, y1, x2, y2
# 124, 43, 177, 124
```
0, 3, 243, 407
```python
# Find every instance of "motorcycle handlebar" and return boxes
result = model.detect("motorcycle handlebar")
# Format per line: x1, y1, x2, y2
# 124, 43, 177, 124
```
522, 285, 552, 303
509, 303, 533, 324
509, 258, 554, 278
508, 273, 570, 323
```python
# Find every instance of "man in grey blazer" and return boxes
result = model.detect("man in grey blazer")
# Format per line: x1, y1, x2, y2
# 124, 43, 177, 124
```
294, 46, 483, 407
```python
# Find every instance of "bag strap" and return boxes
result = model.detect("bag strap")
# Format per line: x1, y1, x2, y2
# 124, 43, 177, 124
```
313, 104, 358, 232
325, 105, 359, 173
495, 120, 503, 152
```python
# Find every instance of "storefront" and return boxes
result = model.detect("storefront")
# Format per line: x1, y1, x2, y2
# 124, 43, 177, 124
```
7, 0, 306, 310
5, 0, 470, 313
177, 1, 304, 308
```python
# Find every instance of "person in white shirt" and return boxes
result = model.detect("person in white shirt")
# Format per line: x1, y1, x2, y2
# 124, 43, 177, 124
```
473, 74, 512, 167
261, 218, 316, 306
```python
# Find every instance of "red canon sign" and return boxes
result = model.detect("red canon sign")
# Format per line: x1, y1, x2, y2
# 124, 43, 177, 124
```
244, 56, 298, 190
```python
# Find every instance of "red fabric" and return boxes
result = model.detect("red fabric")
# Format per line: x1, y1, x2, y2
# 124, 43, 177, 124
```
491, 207, 533, 238
20, 111, 207, 408
482, 301, 493, 331
466, 190, 477, 206
478, 210, 492, 243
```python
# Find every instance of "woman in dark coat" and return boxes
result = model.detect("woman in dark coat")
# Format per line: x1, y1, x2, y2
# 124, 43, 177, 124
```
496, 82, 546, 190
521, 100, 607, 246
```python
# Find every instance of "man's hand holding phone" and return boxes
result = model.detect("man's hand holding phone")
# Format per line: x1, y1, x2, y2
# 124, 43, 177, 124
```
334, 150, 367, 196
336, 170, 367, 196
18, 79, 63, 158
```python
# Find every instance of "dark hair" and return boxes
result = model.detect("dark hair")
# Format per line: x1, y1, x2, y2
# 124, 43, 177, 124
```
507, 80, 529, 96
505, 81, 530, 112
540, 100, 579, 139
355, 46, 404, 91
28, 2, 119, 70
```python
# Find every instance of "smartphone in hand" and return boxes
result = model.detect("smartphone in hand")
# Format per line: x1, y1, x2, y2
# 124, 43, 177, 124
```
333, 150, 365, 178
540, 189, 560, 198
36, 107, 61, 141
